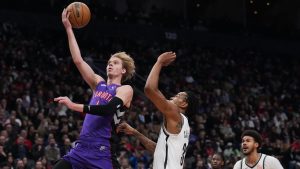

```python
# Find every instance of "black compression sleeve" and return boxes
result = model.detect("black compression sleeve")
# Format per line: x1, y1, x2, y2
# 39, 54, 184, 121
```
83, 97, 124, 116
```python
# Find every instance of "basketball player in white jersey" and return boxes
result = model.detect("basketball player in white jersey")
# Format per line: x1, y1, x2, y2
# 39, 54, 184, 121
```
118, 52, 198, 169
233, 130, 284, 169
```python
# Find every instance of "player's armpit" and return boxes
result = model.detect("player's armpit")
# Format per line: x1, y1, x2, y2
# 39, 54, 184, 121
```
115, 85, 133, 108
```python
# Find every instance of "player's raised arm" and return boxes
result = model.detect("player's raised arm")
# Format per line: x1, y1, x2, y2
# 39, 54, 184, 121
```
62, 9, 104, 90
144, 52, 180, 121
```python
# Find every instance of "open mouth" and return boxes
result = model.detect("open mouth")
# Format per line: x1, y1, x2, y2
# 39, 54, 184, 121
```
242, 147, 248, 152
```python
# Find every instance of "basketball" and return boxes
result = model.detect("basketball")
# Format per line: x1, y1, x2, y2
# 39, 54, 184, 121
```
66, 2, 91, 29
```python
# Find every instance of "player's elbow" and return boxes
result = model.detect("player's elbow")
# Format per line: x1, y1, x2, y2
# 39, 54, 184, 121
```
73, 59, 84, 65
144, 86, 155, 96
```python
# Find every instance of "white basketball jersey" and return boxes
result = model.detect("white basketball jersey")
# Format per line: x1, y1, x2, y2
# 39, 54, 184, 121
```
233, 153, 284, 169
153, 114, 190, 169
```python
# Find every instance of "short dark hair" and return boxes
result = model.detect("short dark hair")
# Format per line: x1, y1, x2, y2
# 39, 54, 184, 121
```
213, 152, 225, 161
184, 91, 199, 116
241, 130, 262, 148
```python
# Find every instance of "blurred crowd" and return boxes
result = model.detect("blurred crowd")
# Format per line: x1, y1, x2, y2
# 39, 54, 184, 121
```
0, 21, 300, 169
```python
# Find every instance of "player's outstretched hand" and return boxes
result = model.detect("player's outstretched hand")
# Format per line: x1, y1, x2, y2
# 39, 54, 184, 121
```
54, 96, 73, 108
117, 122, 136, 135
157, 51, 176, 66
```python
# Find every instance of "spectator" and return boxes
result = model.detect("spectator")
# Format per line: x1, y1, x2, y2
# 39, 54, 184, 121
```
15, 159, 25, 169
211, 153, 225, 169
15, 129, 32, 150
22, 157, 35, 169
35, 160, 45, 169
120, 157, 133, 169
31, 137, 45, 161
288, 139, 300, 169
12, 136, 29, 159
0, 144, 7, 164
44, 138, 60, 166
59, 137, 72, 157
6, 153, 14, 169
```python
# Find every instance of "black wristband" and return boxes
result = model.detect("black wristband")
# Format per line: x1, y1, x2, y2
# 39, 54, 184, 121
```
83, 105, 90, 113
83, 97, 124, 116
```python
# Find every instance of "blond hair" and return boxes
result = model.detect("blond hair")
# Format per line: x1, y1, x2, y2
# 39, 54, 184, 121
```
111, 52, 135, 82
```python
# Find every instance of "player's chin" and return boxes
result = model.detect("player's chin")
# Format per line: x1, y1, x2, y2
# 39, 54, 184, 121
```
242, 149, 250, 155
212, 163, 218, 168
107, 72, 113, 77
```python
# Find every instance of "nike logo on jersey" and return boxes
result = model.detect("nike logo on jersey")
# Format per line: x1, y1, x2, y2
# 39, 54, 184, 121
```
113, 109, 125, 124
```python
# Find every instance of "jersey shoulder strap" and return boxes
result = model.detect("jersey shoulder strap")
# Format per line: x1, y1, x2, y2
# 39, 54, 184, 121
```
240, 158, 243, 169
262, 154, 267, 169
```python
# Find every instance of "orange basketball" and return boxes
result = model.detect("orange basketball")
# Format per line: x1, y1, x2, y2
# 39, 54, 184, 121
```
66, 2, 91, 29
